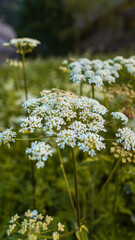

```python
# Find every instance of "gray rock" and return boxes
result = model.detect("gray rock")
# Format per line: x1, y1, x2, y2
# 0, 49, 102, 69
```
0, 21, 16, 63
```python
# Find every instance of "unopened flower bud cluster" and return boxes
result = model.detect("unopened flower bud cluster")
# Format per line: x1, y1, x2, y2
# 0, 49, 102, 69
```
110, 142, 135, 163
7, 209, 64, 240
6, 58, 22, 68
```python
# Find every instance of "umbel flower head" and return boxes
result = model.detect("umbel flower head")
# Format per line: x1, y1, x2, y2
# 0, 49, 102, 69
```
4, 38, 40, 54
110, 142, 135, 163
0, 128, 16, 148
7, 209, 65, 240
21, 89, 108, 167
111, 112, 128, 124
26, 141, 54, 168
66, 58, 122, 87
116, 127, 135, 151
113, 55, 135, 76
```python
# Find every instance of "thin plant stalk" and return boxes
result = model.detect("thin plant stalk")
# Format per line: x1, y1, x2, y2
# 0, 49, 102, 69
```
113, 160, 120, 213
112, 99, 120, 213
72, 147, 80, 228
91, 83, 97, 231
22, 51, 36, 209
14, 67, 20, 91
91, 158, 121, 211
22, 52, 28, 100
80, 82, 83, 96
91, 160, 97, 231
91, 83, 95, 99
57, 146, 77, 222
81, 157, 121, 226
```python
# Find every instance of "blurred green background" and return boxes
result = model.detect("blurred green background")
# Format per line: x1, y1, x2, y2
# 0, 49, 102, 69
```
0, 1, 135, 239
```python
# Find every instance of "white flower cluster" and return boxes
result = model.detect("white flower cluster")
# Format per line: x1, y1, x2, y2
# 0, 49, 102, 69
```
113, 56, 135, 75
20, 116, 43, 133
78, 133, 105, 156
22, 98, 41, 112
26, 141, 54, 168
68, 58, 122, 87
21, 89, 107, 158
4, 38, 40, 54
7, 209, 64, 240
111, 112, 128, 124
0, 128, 16, 147
116, 127, 135, 151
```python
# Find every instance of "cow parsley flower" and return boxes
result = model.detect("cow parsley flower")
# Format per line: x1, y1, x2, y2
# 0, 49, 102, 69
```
113, 56, 135, 76
7, 210, 65, 239
68, 57, 121, 87
21, 89, 108, 159
20, 116, 43, 133
56, 129, 77, 149
26, 141, 53, 168
4, 38, 41, 54
22, 98, 41, 112
111, 112, 128, 124
53, 231, 59, 240
70, 73, 86, 84
78, 133, 105, 156
116, 127, 135, 150
0, 128, 16, 147
58, 222, 65, 232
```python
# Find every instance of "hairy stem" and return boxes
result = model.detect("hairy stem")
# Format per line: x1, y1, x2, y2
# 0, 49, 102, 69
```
72, 147, 80, 227
57, 147, 77, 222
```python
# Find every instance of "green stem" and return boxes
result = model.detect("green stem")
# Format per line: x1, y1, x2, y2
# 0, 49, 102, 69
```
91, 158, 121, 210
117, 98, 119, 111
22, 52, 28, 100
104, 120, 113, 125
91, 161, 97, 230
91, 84, 95, 99
103, 86, 109, 109
14, 67, 20, 91
15, 135, 57, 141
113, 160, 120, 213
60, 228, 79, 238
57, 147, 77, 222
80, 82, 83, 96
22, 51, 36, 209
72, 147, 80, 227
81, 158, 121, 227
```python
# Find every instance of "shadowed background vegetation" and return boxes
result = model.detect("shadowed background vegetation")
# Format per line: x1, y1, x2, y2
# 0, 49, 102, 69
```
1, 0, 135, 56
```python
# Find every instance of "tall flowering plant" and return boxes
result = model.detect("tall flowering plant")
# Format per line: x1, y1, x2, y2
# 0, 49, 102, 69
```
1, 51, 135, 239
